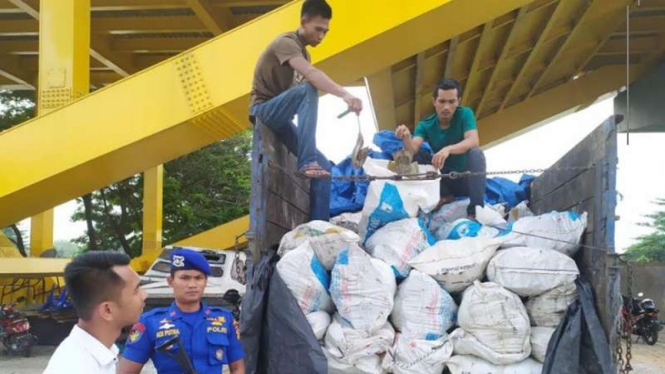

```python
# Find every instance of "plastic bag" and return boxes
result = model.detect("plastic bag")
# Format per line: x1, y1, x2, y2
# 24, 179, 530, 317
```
279, 220, 360, 270
391, 270, 457, 340
330, 244, 396, 333
307, 311, 332, 341
324, 316, 395, 374
382, 334, 452, 374
487, 247, 579, 297
365, 218, 434, 279
526, 282, 578, 327
455, 282, 531, 365
446, 355, 543, 374
276, 242, 334, 314
501, 211, 588, 256
409, 237, 502, 293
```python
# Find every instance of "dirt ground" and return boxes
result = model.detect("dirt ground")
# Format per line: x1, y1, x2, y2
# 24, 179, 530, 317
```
0, 340, 663, 373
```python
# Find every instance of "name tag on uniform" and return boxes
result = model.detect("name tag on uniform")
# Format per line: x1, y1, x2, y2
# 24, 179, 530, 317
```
206, 326, 228, 334
156, 329, 180, 338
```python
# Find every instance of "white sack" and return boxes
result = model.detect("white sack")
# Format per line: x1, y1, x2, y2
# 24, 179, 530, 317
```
409, 237, 502, 293
359, 160, 439, 242
382, 334, 453, 374
530, 327, 555, 363
365, 218, 434, 279
427, 198, 471, 232
307, 311, 332, 341
330, 244, 396, 333
276, 242, 334, 314
456, 282, 531, 364
330, 212, 363, 234
476, 205, 509, 230
435, 218, 502, 241
487, 247, 579, 297
446, 355, 543, 374
526, 282, 578, 327
508, 201, 534, 223
324, 316, 395, 374
391, 270, 457, 340
279, 220, 360, 270
501, 211, 588, 256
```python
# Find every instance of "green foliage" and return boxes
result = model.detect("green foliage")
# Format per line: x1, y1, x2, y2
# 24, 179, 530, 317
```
72, 131, 252, 257
624, 198, 665, 263
0, 90, 35, 131
54, 240, 84, 258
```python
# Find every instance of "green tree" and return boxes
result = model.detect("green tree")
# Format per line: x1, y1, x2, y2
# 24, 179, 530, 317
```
72, 131, 252, 256
624, 198, 665, 262
54, 240, 84, 258
0, 90, 35, 131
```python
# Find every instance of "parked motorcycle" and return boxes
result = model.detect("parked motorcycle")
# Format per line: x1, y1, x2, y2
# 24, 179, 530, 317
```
0, 303, 37, 357
622, 292, 662, 345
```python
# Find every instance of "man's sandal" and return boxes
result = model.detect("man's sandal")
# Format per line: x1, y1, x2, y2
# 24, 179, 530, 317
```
295, 162, 331, 179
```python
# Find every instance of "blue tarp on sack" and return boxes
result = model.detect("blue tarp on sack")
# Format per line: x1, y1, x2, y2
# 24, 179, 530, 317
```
373, 130, 434, 157
484, 174, 535, 210
330, 157, 369, 216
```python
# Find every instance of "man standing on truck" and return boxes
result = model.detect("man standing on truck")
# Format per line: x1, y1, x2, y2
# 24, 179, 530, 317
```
396, 79, 486, 218
43, 252, 146, 374
249, 0, 363, 220
118, 249, 245, 374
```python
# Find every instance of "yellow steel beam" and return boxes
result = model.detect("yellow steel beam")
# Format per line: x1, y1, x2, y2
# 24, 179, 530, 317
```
135, 165, 164, 273
174, 215, 249, 250
475, 7, 527, 117
462, 22, 492, 107
185, 0, 232, 35
30, 0, 91, 257
413, 52, 425, 124
0, 0, 532, 227
0, 258, 70, 278
7, 0, 134, 77
212, 0, 289, 7
366, 68, 397, 129
478, 57, 663, 146
499, 0, 567, 111
444, 36, 459, 78
111, 37, 205, 52
525, 0, 597, 99
0, 16, 209, 34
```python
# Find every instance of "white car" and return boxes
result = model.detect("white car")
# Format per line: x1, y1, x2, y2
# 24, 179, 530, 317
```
140, 246, 247, 307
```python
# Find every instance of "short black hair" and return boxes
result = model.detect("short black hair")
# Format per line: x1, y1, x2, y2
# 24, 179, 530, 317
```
301, 0, 332, 19
64, 251, 131, 320
433, 78, 463, 98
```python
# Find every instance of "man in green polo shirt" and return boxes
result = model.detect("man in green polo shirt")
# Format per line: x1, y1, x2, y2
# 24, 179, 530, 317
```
396, 78, 486, 217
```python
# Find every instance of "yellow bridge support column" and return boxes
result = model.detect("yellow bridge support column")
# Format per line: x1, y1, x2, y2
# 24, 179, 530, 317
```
132, 165, 164, 273
30, 0, 91, 257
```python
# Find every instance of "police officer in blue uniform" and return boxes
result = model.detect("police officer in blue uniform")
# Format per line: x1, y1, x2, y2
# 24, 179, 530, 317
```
118, 249, 245, 374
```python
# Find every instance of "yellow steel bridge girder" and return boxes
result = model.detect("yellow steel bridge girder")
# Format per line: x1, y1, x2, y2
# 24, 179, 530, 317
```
0, 0, 532, 227
30, 0, 91, 256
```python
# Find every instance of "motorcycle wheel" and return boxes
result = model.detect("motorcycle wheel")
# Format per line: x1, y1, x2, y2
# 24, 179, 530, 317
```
644, 325, 659, 346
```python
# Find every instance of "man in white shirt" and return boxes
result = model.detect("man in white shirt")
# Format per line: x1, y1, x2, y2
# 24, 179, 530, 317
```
43, 252, 146, 374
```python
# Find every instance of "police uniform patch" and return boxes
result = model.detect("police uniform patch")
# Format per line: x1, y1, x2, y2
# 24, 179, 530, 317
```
128, 322, 145, 344
215, 348, 224, 360
159, 318, 176, 330
172, 254, 185, 267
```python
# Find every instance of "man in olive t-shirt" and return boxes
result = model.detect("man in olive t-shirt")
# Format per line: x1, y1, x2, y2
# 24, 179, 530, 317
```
396, 79, 487, 217
249, 0, 363, 221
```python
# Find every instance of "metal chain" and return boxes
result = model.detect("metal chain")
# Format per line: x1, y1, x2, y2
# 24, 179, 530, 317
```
267, 159, 592, 183
625, 260, 633, 371
234, 231, 247, 285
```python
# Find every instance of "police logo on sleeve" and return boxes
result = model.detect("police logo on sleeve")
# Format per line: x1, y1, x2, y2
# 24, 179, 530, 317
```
128, 322, 146, 344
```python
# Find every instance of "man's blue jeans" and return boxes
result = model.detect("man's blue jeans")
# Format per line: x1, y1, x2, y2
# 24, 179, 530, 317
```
250, 83, 331, 221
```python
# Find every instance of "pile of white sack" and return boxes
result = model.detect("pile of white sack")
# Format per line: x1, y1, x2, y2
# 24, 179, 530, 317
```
273, 159, 587, 373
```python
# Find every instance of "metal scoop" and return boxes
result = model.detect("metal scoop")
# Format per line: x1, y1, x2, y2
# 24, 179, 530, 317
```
338, 109, 369, 169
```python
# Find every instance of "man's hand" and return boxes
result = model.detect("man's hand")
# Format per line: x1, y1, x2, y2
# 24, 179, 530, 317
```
432, 147, 451, 170
343, 93, 363, 114
395, 124, 411, 140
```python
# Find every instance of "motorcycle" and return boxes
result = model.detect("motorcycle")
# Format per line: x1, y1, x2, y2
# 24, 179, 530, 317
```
622, 292, 662, 346
0, 303, 37, 357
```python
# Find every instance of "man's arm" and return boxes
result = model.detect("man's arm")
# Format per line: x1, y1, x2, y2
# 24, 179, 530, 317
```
432, 130, 480, 170
229, 359, 246, 374
289, 57, 362, 113
117, 357, 145, 374
395, 124, 424, 154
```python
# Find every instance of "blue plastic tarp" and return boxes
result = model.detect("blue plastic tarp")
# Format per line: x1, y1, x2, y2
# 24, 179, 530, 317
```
373, 130, 433, 157
485, 175, 535, 210
329, 157, 369, 216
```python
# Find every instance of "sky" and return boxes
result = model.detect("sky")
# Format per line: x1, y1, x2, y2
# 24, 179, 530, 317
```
13, 87, 665, 252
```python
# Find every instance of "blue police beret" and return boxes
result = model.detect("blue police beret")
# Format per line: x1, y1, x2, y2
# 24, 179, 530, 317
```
170, 248, 211, 276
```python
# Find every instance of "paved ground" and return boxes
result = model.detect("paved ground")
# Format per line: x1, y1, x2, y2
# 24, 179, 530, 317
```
1, 339, 663, 373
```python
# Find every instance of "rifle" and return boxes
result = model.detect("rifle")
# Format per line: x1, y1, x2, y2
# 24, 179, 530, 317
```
156, 336, 199, 374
